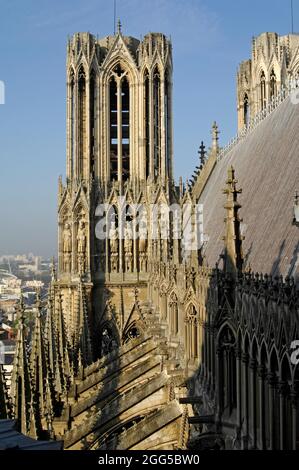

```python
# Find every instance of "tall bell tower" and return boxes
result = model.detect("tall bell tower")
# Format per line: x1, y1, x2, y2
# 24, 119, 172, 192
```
65, 24, 173, 186
56, 25, 175, 357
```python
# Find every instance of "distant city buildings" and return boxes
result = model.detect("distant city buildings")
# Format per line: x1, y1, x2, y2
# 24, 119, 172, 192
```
0, 254, 52, 391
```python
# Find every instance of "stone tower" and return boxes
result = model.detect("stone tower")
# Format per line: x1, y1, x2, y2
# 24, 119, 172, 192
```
237, 32, 299, 130
57, 25, 175, 358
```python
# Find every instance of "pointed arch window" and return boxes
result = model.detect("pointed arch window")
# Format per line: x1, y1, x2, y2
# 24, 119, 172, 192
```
260, 71, 266, 110
218, 326, 237, 414
121, 76, 130, 181
270, 69, 277, 100
109, 65, 130, 182
185, 305, 199, 360
109, 76, 118, 181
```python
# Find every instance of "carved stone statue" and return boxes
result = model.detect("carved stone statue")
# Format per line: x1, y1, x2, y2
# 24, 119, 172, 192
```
139, 237, 147, 272
63, 223, 72, 273
124, 222, 133, 272
77, 220, 86, 254
77, 219, 87, 272
109, 222, 119, 272
138, 210, 148, 272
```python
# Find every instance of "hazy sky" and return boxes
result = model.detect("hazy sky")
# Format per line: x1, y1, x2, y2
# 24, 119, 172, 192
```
0, 0, 296, 257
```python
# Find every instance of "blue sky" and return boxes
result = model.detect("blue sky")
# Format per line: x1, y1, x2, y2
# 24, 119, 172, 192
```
0, 0, 296, 257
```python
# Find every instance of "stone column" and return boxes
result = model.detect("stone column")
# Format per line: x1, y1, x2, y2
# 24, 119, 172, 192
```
201, 323, 207, 384
140, 81, 146, 181
267, 372, 276, 450
236, 347, 242, 430
249, 359, 257, 448
241, 353, 249, 448
160, 78, 166, 182
278, 380, 287, 450
85, 77, 90, 182
184, 319, 188, 360
133, 219, 137, 273
149, 78, 154, 178
66, 79, 73, 180
94, 76, 100, 179
290, 387, 298, 451
257, 365, 266, 450
205, 326, 210, 389
210, 327, 216, 393
167, 78, 173, 180
105, 227, 109, 274
215, 346, 223, 427
74, 80, 79, 180
174, 304, 178, 336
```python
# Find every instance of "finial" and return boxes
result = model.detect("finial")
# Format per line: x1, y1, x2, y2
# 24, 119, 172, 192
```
293, 190, 299, 225
198, 141, 206, 166
222, 166, 244, 275
117, 19, 122, 34
211, 121, 220, 153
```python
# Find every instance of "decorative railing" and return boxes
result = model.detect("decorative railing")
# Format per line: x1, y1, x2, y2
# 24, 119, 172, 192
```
217, 78, 299, 161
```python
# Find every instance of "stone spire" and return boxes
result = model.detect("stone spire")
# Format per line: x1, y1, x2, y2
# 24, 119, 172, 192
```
46, 259, 57, 369
198, 141, 207, 166
294, 190, 299, 225
30, 290, 47, 416
55, 290, 70, 393
10, 297, 32, 435
44, 376, 55, 438
211, 122, 220, 155
117, 19, 122, 34
45, 295, 56, 377
43, 281, 58, 424
190, 141, 207, 187
28, 397, 40, 439
0, 364, 12, 419
222, 166, 244, 275
56, 291, 67, 363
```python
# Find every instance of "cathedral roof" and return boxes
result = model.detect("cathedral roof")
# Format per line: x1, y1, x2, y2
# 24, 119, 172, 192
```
198, 96, 299, 279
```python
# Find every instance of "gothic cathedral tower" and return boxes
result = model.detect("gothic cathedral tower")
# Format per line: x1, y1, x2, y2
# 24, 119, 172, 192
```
57, 25, 175, 359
